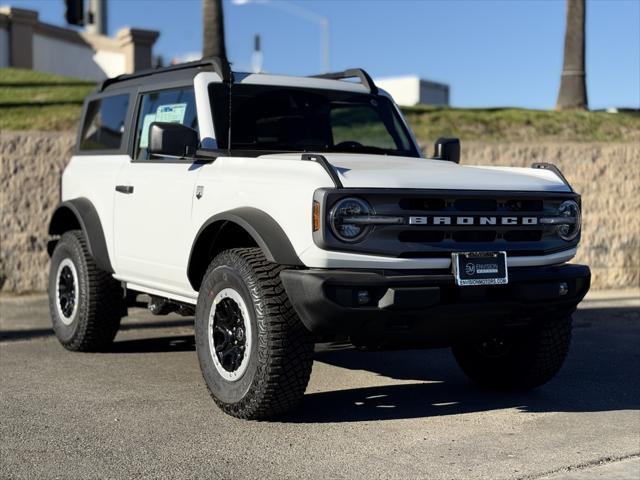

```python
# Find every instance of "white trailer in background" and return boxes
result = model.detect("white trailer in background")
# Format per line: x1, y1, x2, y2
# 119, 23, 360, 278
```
376, 75, 450, 107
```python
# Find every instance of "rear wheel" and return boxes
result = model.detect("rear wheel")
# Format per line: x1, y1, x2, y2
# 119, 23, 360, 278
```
195, 248, 314, 419
452, 316, 572, 390
48, 230, 125, 351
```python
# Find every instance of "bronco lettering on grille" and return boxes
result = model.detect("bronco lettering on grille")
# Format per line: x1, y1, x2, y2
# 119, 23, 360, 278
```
408, 216, 539, 226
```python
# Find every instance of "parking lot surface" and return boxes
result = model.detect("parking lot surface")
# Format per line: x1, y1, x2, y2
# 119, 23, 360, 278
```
1, 290, 639, 479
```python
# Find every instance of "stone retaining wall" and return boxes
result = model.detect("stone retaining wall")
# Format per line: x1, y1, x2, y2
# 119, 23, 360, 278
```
1, 131, 74, 292
1, 131, 638, 292
462, 141, 639, 291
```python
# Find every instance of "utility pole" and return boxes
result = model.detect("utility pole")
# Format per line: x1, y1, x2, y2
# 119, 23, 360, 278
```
252, 34, 263, 73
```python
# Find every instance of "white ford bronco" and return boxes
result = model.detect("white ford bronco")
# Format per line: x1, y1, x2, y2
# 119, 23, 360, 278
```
48, 58, 590, 419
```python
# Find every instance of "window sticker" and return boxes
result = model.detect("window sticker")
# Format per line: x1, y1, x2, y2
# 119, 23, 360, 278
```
139, 113, 157, 149
155, 103, 187, 123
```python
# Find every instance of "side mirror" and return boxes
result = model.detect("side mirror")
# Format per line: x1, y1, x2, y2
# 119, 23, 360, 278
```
433, 137, 460, 164
148, 122, 198, 158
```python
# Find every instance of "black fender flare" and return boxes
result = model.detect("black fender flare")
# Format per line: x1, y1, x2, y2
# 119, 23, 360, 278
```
48, 198, 113, 273
187, 207, 303, 290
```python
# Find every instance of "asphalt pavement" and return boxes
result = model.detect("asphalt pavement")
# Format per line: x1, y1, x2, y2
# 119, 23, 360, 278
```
1, 289, 639, 479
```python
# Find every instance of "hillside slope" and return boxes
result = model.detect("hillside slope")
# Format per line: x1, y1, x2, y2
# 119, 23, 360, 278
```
1, 68, 639, 142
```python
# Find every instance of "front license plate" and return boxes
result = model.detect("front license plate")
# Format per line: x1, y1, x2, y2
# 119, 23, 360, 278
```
452, 251, 508, 286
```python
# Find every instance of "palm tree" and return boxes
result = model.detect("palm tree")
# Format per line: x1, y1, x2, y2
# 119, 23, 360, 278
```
203, 0, 227, 59
556, 0, 588, 110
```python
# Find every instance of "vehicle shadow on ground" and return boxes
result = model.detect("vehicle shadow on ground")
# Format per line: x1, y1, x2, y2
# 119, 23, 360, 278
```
98, 306, 640, 422
106, 307, 640, 423
0, 318, 194, 342
282, 306, 640, 423
109, 334, 196, 353
5, 306, 637, 423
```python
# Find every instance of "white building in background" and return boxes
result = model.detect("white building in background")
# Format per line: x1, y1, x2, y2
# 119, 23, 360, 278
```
375, 76, 450, 107
0, 7, 158, 81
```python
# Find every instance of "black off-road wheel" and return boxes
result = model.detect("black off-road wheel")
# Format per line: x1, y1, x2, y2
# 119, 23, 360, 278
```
48, 230, 125, 351
195, 248, 314, 420
452, 316, 572, 391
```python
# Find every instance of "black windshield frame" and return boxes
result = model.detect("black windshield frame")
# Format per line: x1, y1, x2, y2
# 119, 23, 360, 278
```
208, 83, 420, 158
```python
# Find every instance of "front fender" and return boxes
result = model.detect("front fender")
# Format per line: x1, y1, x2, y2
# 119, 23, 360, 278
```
187, 207, 303, 290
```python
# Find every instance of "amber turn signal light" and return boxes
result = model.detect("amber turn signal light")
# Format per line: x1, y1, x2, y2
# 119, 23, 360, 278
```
312, 201, 321, 232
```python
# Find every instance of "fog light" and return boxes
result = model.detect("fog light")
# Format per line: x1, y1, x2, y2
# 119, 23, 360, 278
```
356, 290, 370, 305
559, 282, 569, 296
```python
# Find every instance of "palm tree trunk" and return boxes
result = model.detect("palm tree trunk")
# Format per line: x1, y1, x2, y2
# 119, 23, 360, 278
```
203, 0, 227, 59
556, 0, 588, 110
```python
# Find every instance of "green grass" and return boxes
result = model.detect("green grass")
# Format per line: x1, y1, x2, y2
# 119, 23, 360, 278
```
0, 104, 87, 131
1, 68, 639, 142
402, 106, 640, 143
0, 68, 95, 85
0, 68, 94, 131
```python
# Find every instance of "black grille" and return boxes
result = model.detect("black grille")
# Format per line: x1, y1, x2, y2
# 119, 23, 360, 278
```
398, 231, 446, 243
451, 230, 497, 243
505, 199, 544, 212
399, 198, 446, 211
315, 189, 580, 258
454, 198, 498, 211
395, 194, 550, 250
504, 230, 544, 242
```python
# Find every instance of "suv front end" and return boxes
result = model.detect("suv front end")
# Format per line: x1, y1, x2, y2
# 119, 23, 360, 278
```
282, 183, 589, 348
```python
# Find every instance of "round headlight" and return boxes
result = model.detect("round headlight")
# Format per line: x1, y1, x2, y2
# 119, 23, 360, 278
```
330, 197, 372, 242
557, 200, 581, 241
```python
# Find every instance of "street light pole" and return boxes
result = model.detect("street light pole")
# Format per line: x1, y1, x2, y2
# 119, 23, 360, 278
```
232, 0, 330, 73
86, 0, 107, 35
321, 17, 329, 74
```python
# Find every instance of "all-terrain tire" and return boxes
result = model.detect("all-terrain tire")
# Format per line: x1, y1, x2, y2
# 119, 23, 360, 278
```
195, 248, 314, 420
452, 316, 572, 391
48, 230, 125, 351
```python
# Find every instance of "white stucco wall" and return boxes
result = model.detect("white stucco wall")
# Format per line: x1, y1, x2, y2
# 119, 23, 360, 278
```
32, 33, 125, 81
0, 26, 9, 68
93, 49, 126, 78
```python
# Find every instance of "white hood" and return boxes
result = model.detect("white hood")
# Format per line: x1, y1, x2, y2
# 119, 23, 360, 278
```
261, 153, 570, 192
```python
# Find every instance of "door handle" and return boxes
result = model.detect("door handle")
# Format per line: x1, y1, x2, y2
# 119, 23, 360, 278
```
115, 185, 134, 194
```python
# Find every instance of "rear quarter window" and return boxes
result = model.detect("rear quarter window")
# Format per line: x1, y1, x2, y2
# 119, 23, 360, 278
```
79, 94, 129, 151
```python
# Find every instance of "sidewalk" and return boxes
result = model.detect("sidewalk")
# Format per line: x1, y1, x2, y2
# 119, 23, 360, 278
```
540, 456, 640, 480
578, 287, 640, 309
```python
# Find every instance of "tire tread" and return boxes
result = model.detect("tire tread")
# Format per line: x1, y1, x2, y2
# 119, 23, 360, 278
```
200, 248, 314, 419
49, 230, 124, 351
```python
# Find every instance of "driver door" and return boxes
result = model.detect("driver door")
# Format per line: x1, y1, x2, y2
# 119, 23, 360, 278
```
113, 86, 201, 294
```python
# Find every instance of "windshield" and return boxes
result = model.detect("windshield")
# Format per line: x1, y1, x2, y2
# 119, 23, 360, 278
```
208, 84, 420, 157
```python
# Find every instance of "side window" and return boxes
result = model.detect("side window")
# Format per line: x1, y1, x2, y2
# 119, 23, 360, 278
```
79, 94, 129, 151
134, 87, 198, 160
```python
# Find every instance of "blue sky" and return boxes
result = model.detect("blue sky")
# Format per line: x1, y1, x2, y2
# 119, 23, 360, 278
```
10, 0, 640, 109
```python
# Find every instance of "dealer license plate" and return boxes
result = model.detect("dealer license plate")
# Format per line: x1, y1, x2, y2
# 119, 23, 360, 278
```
452, 251, 508, 286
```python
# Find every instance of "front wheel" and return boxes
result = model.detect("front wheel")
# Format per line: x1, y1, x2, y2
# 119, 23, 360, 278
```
195, 248, 314, 419
452, 316, 572, 391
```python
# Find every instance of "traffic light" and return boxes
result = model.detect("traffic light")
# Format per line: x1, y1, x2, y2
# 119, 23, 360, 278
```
65, 0, 84, 26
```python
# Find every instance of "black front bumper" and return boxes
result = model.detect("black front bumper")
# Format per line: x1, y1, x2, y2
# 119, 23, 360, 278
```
280, 264, 591, 346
